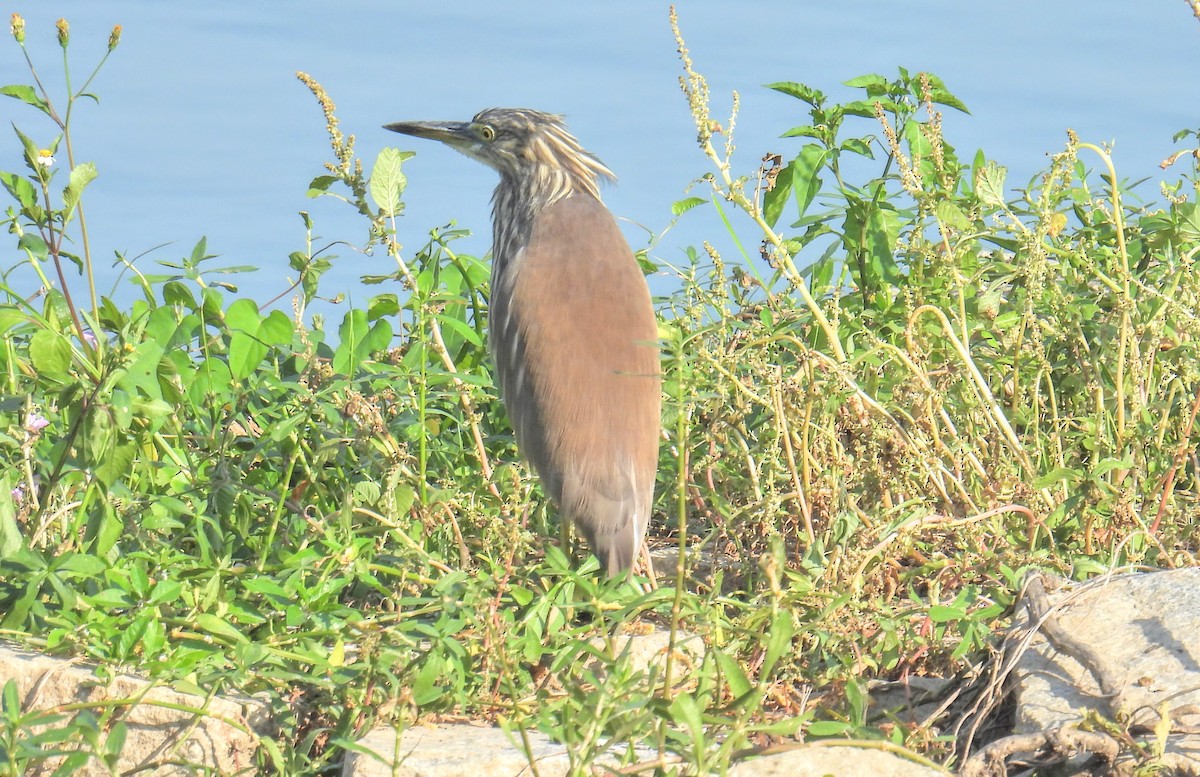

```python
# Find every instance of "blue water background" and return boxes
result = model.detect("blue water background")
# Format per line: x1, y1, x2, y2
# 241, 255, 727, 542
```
1, 2, 1197, 319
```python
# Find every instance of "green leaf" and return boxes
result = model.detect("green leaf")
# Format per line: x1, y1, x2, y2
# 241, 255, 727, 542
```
194, 613, 249, 645
30, 328, 72, 376
104, 722, 128, 760
1091, 456, 1133, 479
922, 73, 970, 113
224, 297, 262, 332
147, 578, 183, 605
1032, 467, 1079, 489
761, 610, 794, 677
671, 196, 706, 217
411, 654, 445, 706
436, 314, 482, 347
789, 144, 826, 222
228, 331, 268, 380
306, 175, 339, 197
1, 85, 51, 115
94, 441, 135, 488
765, 81, 825, 106
333, 311, 393, 375
844, 73, 889, 90
0, 170, 37, 209
807, 720, 853, 737
369, 148, 411, 217
928, 604, 967, 623
188, 357, 232, 405
62, 161, 98, 220
763, 156, 794, 229
845, 201, 902, 287
87, 587, 135, 608
0, 474, 24, 559
12, 125, 42, 172
668, 692, 704, 742
714, 648, 752, 700
18, 232, 49, 260
935, 200, 971, 231
259, 310, 294, 345
975, 161, 1007, 206
59, 553, 107, 576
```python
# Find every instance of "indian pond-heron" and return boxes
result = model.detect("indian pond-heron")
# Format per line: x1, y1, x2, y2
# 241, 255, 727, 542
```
383, 108, 661, 576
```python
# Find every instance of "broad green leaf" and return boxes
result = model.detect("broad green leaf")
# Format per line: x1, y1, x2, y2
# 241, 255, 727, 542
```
367, 294, 400, 320
436, 313, 482, 347
762, 610, 795, 677
147, 579, 183, 605
225, 297, 262, 332
369, 147, 411, 217
18, 232, 48, 259
188, 357, 232, 405
975, 161, 1007, 206
62, 161, 98, 220
29, 328, 72, 376
194, 613, 250, 644
116, 340, 166, 399
104, 722, 128, 760
411, 654, 445, 706
763, 156, 795, 229
1091, 456, 1133, 479
229, 331, 268, 380
0, 474, 23, 559
306, 175, 339, 197
765, 81, 825, 106
670, 196, 706, 217
929, 604, 967, 623
1032, 467, 1080, 489
94, 441, 135, 489
807, 720, 853, 737
363, 319, 393, 353
844, 73, 889, 89
790, 144, 826, 220
935, 200, 971, 231
87, 587, 135, 608
0, 170, 37, 209
714, 648, 752, 700
668, 692, 704, 742
0, 85, 51, 115
58, 553, 107, 576
923, 73, 970, 113
1178, 202, 1200, 239
259, 310, 294, 345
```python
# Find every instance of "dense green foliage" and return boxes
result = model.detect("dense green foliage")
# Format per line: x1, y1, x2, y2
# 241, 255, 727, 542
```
1, 13, 1197, 776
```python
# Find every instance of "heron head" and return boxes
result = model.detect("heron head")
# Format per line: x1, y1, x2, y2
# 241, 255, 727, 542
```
384, 108, 614, 192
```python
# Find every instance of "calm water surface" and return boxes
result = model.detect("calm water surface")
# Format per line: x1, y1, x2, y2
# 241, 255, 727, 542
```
2, 2, 1197, 316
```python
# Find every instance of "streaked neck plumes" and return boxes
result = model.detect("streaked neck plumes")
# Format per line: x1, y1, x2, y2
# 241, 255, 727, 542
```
482, 109, 616, 283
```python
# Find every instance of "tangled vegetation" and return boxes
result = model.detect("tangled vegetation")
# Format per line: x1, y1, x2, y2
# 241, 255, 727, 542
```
1, 9, 1197, 775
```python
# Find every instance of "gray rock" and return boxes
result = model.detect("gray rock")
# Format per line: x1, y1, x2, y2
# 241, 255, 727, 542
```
343, 722, 645, 777
726, 746, 947, 777
584, 625, 705, 684
994, 569, 1200, 774
0, 640, 272, 776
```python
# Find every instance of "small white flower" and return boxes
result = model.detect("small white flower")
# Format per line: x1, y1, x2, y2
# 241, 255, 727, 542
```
36, 149, 54, 167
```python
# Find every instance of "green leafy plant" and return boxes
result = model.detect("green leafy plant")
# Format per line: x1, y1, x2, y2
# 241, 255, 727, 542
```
0, 9, 1196, 776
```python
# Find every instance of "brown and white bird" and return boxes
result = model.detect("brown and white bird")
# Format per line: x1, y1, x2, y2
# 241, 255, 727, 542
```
384, 109, 661, 575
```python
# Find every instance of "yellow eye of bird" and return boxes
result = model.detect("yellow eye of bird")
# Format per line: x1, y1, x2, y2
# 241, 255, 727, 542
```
479, 125, 496, 142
